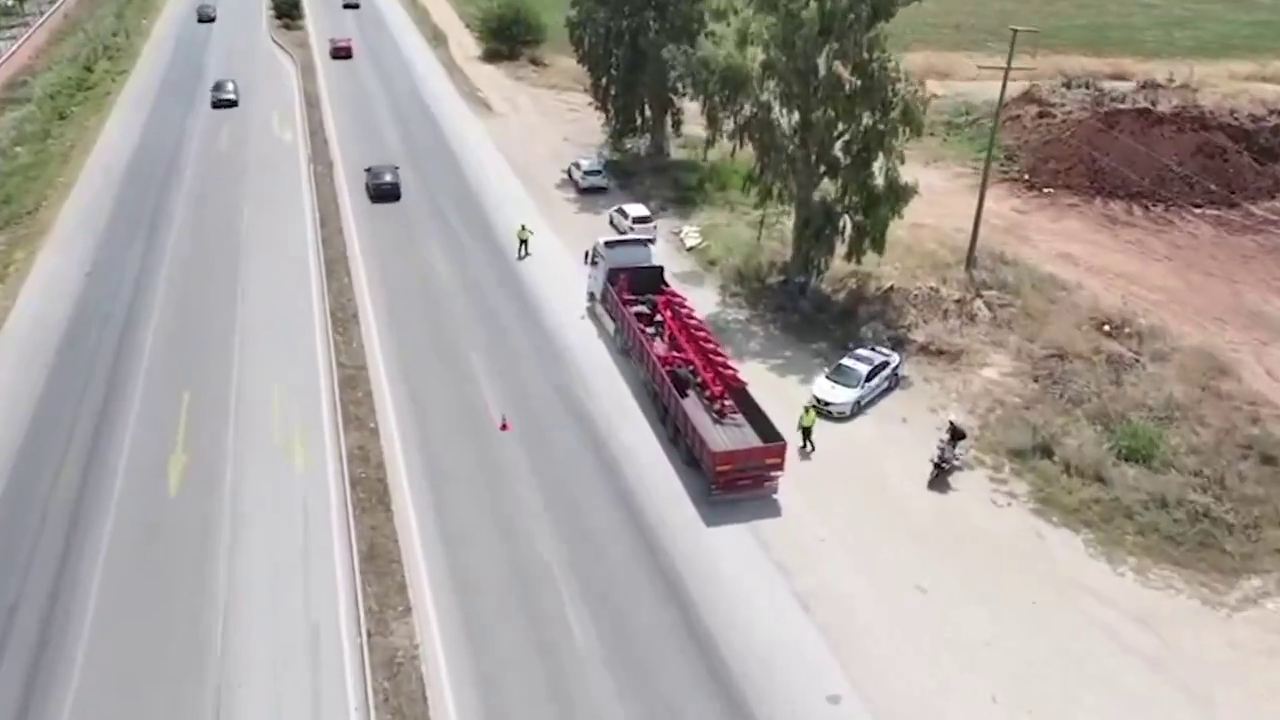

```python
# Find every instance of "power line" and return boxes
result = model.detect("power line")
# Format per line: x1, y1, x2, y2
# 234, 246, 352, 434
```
965, 25, 1040, 275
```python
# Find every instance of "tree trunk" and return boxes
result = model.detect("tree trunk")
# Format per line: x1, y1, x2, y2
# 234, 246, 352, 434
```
647, 105, 670, 157
788, 166, 821, 287
645, 51, 671, 157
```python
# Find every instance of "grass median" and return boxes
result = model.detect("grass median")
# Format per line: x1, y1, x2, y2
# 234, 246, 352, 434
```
0, 0, 165, 319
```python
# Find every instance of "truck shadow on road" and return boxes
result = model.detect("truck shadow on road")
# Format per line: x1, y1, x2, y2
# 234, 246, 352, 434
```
589, 315, 782, 527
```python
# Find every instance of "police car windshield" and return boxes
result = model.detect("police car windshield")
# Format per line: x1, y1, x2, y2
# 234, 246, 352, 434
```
825, 363, 864, 389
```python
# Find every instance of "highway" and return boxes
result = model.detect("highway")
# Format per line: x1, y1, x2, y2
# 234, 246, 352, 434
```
0, 0, 365, 719
308, 1, 867, 719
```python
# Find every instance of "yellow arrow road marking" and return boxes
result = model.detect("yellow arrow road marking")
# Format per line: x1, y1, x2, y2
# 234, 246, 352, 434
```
167, 391, 191, 498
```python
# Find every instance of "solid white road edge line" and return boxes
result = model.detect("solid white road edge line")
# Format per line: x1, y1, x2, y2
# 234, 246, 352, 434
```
300, 3, 458, 718
263, 5, 373, 718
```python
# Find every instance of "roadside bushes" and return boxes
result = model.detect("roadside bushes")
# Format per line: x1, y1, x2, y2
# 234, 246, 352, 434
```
476, 0, 545, 62
271, 0, 303, 26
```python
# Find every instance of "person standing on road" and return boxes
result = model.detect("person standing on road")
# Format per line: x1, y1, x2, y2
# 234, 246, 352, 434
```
798, 403, 818, 453
516, 224, 533, 260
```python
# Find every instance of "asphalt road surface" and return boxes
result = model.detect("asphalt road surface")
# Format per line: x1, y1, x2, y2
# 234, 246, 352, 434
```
0, 1, 365, 719
308, 2, 869, 719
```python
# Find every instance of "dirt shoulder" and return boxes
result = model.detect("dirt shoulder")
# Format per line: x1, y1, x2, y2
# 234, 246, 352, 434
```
267, 22, 431, 720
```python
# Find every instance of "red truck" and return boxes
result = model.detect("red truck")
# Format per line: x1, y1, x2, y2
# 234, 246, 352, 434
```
585, 235, 787, 497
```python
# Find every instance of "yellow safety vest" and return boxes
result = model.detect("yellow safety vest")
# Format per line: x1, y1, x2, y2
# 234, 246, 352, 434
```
799, 408, 817, 428
517, 228, 531, 241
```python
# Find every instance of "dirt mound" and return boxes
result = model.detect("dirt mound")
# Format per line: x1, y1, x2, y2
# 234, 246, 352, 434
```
1002, 83, 1280, 207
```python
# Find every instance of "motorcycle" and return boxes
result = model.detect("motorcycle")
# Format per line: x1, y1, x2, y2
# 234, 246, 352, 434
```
928, 421, 967, 492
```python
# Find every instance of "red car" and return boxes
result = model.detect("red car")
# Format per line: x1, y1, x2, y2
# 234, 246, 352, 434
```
329, 38, 354, 60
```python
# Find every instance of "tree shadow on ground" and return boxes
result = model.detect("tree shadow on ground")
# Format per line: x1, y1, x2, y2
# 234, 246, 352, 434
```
553, 175, 618, 218
704, 271, 917, 387
668, 267, 714, 290
555, 148, 751, 220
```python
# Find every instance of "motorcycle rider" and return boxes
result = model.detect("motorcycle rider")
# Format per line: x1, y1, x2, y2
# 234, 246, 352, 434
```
935, 416, 968, 469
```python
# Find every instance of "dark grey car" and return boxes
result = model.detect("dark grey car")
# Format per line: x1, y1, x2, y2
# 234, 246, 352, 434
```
364, 165, 402, 202
196, 3, 216, 22
210, 79, 239, 109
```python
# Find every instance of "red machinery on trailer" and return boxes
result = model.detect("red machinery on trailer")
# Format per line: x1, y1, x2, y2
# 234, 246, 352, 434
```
585, 235, 786, 497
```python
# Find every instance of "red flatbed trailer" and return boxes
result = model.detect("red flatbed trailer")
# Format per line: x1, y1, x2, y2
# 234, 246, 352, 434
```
586, 237, 786, 497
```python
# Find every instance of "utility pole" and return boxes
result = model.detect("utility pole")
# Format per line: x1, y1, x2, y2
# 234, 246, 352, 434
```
964, 25, 1039, 275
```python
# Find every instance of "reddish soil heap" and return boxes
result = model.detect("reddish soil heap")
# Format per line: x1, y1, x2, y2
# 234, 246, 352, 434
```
1001, 85, 1280, 208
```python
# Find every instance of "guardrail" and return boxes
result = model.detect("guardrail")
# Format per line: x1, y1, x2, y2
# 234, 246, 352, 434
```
0, 0, 68, 71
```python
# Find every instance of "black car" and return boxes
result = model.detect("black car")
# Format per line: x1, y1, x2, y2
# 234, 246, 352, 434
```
210, 79, 239, 109
342, 0, 361, 8
196, 3, 216, 22
364, 165, 402, 202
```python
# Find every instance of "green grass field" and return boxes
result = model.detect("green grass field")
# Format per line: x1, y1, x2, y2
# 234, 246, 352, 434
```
0, 0, 163, 313
892, 0, 1280, 58
451, 0, 1280, 59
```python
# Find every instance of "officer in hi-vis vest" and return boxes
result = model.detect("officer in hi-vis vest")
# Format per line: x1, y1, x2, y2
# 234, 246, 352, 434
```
516, 224, 533, 260
798, 403, 818, 452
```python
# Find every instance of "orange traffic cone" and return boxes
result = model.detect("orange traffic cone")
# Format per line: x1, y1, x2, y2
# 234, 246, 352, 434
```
499, 414, 510, 432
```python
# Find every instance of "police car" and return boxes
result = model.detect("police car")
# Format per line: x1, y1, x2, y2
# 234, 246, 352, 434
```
809, 345, 903, 417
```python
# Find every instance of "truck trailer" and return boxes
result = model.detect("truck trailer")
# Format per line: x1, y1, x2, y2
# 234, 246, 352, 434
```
585, 235, 786, 497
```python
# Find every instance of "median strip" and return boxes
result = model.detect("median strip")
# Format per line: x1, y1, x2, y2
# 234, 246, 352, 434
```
267, 9, 432, 720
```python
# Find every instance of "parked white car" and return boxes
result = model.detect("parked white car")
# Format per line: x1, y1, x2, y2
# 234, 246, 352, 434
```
809, 345, 903, 417
566, 157, 610, 192
607, 202, 657, 237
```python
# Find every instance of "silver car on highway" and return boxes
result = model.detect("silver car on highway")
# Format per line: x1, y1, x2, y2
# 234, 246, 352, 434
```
209, 78, 240, 109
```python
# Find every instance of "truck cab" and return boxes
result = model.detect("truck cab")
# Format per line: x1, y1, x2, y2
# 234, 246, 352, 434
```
584, 234, 657, 303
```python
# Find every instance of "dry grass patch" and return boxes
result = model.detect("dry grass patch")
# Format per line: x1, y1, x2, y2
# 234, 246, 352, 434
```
905, 51, 1280, 88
